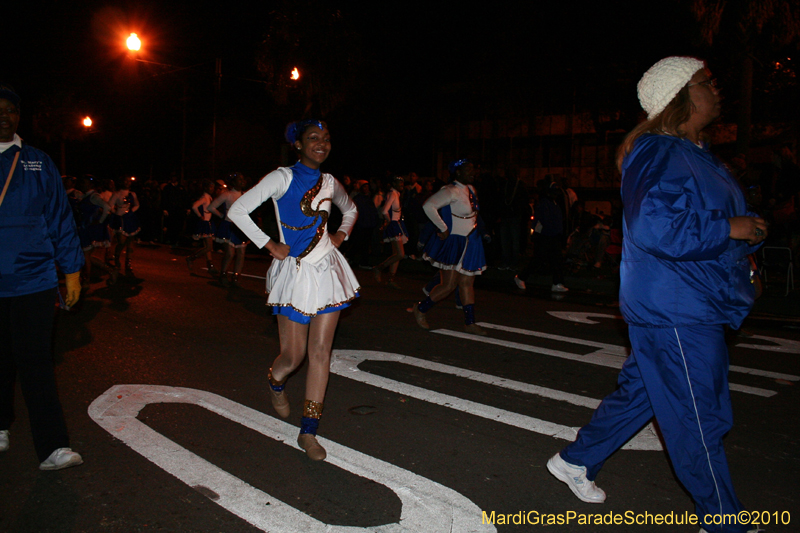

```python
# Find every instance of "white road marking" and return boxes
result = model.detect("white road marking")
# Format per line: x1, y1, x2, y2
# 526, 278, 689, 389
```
548, 311, 800, 355
432, 328, 781, 397
201, 267, 265, 280
735, 335, 800, 354
330, 350, 662, 451
89, 384, 495, 533
478, 323, 799, 382
547, 311, 622, 324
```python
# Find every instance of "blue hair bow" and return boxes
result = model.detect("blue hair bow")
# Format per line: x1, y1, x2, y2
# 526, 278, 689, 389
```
448, 158, 470, 174
285, 120, 325, 144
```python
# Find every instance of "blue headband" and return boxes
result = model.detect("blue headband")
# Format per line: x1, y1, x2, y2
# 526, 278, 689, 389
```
285, 120, 325, 144
448, 159, 470, 174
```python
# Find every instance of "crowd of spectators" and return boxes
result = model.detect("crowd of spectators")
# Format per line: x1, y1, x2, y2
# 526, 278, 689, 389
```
65, 140, 797, 291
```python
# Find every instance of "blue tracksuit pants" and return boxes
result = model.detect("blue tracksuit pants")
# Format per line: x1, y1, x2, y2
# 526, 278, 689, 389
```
560, 324, 748, 533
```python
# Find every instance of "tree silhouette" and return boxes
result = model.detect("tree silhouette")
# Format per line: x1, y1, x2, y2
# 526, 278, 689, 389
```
254, 0, 365, 119
691, 0, 800, 156
31, 91, 91, 174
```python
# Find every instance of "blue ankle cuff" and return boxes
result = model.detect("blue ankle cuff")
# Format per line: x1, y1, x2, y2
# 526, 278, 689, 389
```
463, 303, 475, 325
417, 296, 435, 313
300, 416, 320, 435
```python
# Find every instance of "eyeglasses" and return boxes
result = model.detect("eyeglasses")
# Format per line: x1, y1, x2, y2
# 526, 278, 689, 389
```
688, 78, 717, 89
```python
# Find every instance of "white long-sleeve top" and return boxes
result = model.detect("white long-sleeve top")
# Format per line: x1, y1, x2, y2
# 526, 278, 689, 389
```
228, 167, 357, 265
422, 180, 478, 236
381, 188, 403, 222
192, 192, 212, 221
109, 189, 139, 216
207, 189, 242, 221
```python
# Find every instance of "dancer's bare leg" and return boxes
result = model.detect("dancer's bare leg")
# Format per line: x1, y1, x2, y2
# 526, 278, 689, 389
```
304, 311, 340, 403
457, 273, 476, 306
271, 315, 310, 382
234, 247, 245, 274
429, 269, 458, 302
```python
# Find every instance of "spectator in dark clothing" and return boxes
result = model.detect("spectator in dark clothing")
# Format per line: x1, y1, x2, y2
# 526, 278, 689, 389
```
161, 173, 188, 247
514, 181, 569, 292
349, 181, 379, 268
497, 172, 529, 270
138, 178, 162, 243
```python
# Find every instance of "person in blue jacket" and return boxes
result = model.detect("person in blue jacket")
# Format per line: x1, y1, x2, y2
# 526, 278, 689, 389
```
545, 58, 768, 533
0, 84, 85, 470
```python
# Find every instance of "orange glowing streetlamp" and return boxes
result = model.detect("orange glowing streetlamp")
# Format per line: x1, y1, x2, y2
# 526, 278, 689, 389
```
291, 67, 300, 80
126, 33, 141, 52
82, 116, 93, 128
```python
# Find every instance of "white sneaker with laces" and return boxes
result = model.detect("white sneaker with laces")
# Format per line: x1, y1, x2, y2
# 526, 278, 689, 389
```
39, 447, 84, 471
0, 430, 8, 452
547, 453, 606, 503
514, 276, 526, 290
551, 283, 569, 292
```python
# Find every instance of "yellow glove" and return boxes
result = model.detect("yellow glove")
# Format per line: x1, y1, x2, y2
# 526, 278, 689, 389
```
64, 271, 81, 308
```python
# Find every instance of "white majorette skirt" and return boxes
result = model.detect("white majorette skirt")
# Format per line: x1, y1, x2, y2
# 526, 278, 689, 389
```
266, 246, 361, 317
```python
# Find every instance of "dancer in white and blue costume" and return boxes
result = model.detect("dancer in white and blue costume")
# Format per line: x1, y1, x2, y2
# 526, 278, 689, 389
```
186, 179, 219, 275
413, 159, 487, 335
228, 120, 360, 461
372, 176, 408, 288
209, 172, 250, 287
73, 175, 117, 287
108, 176, 140, 277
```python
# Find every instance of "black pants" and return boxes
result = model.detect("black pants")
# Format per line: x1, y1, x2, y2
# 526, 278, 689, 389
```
0, 288, 70, 462
518, 233, 565, 285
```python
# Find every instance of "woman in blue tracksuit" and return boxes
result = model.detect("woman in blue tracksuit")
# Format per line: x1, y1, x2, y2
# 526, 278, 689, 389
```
0, 84, 85, 470
546, 57, 768, 533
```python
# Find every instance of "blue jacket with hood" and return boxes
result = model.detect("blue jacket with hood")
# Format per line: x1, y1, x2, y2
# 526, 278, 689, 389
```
0, 142, 84, 298
619, 134, 759, 329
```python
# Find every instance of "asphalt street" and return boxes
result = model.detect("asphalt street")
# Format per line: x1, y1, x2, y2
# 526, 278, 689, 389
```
1, 243, 798, 533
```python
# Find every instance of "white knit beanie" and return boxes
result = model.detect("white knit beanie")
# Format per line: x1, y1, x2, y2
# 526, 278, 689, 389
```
637, 56, 705, 120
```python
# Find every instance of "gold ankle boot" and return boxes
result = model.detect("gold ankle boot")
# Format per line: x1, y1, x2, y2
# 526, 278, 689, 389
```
297, 433, 326, 461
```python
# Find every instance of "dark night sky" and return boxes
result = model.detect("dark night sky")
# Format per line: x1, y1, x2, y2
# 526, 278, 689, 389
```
2, 1, 734, 181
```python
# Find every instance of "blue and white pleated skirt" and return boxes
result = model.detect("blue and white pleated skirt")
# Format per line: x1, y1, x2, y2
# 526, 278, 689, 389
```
215, 220, 250, 248
423, 230, 486, 276
109, 212, 140, 237
383, 220, 409, 244
79, 222, 111, 251
192, 219, 214, 240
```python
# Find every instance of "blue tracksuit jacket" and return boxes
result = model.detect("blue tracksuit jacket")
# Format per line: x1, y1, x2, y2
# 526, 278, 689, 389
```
620, 134, 759, 329
0, 143, 84, 297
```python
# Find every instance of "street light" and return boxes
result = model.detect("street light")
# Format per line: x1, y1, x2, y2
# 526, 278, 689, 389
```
82, 116, 93, 128
126, 33, 141, 52
291, 67, 300, 81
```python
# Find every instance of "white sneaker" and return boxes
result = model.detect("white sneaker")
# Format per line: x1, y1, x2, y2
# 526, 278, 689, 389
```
547, 453, 606, 503
551, 283, 569, 292
39, 448, 84, 471
514, 276, 526, 290
0, 430, 8, 452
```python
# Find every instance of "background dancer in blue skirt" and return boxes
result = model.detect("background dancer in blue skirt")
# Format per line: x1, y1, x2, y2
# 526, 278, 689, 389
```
186, 179, 219, 275
373, 175, 408, 289
228, 120, 360, 461
209, 172, 250, 287
73, 175, 117, 289
545, 57, 768, 533
413, 159, 487, 335
108, 176, 140, 277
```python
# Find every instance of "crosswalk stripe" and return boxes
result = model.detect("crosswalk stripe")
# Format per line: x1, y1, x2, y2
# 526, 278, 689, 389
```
432, 328, 778, 398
